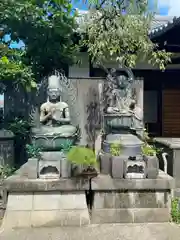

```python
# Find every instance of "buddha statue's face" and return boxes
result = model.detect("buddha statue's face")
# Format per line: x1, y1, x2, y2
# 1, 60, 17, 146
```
116, 75, 128, 90
47, 88, 60, 101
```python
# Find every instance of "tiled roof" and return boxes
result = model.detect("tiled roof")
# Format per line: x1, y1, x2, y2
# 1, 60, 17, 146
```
150, 15, 180, 39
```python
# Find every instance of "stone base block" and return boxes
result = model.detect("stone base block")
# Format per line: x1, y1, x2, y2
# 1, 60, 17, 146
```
91, 208, 170, 224
111, 156, 124, 178
144, 155, 159, 179
99, 152, 111, 175
93, 191, 170, 209
2, 192, 90, 229
91, 209, 133, 223
15, 158, 38, 179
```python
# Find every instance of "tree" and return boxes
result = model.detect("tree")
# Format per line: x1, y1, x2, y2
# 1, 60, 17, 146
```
0, 0, 78, 88
0, 45, 36, 91
80, 0, 171, 70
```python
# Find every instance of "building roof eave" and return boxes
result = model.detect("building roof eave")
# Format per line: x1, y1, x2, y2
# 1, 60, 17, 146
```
149, 16, 180, 40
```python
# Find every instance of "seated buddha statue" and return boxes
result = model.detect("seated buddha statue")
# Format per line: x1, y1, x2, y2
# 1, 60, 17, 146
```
104, 69, 143, 133
32, 75, 77, 138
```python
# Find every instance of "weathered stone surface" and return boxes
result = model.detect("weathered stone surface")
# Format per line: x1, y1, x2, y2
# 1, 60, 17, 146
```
61, 159, 71, 178
31, 209, 89, 227
33, 192, 87, 210
133, 208, 170, 223
93, 192, 134, 209
99, 152, 111, 175
2, 192, 90, 228
7, 193, 33, 211
155, 138, 180, 196
133, 192, 168, 208
91, 171, 174, 190
91, 208, 170, 224
2, 210, 32, 229
91, 209, 133, 224
4, 172, 174, 192
5, 176, 89, 192
111, 156, 124, 178
145, 156, 159, 179
93, 191, 169, 209
16, 159, 38, 179
115, 192, 134, 208
2, 223, 180, 240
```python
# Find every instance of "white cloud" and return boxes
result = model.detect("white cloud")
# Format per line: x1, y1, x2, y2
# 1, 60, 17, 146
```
168, 0, 180, 16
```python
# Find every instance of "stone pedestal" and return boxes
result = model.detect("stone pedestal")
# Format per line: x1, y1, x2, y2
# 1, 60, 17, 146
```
90, 172, 173, 223
2, 176, 90, 229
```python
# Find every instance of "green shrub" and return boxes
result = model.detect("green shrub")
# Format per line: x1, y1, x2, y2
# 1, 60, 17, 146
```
0, 164, 15, 179
110, 142, 122, 156
171, 198, 180, 223
67, 146, 97, 167
26, 144, 42, 159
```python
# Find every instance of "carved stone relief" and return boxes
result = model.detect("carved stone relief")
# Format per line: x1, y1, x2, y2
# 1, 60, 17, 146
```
85, 86, 101, 148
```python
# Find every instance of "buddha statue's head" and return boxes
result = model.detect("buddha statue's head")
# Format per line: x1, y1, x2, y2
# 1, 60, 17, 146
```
116, 74, 128, 90
47, 87, 61, 101
47, 75, 61, 102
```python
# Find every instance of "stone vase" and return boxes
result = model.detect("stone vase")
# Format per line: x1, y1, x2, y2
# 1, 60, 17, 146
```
144, 155, 159, 179
99, 152, 111, 175
111, 155, 124, 178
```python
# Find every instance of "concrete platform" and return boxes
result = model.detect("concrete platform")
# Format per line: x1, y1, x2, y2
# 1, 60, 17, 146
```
1, 223, 180, 240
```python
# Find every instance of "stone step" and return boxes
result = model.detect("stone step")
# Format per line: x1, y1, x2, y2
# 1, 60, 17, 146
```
90, 190, 171, 223
92, 191, 171, 209
91, 208, 170, 224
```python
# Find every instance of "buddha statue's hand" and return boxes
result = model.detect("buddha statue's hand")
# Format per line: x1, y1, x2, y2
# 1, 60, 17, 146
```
50, 108, 56, 114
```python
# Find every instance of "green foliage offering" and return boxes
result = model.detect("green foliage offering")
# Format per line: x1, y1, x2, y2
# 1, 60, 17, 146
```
0, 164, 15, 179
141, 143, 156, 156
67, 146, 97, 166
0, 0, 78, 81
141, 128, 163, 156
171, 198, 180, 223
110, 142, 122, 156
60, 140, 73, 153
80, 0, 171, 70
26, 144, 42, 159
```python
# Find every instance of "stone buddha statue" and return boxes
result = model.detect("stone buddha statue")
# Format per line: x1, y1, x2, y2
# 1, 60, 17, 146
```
106, 69, 133, 114
104, 68, 143, 133
32, 75, 77, 138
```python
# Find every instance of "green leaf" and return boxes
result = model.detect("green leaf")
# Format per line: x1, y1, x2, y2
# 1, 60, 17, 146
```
30, 80, 37, 88
0, 56, 9, 64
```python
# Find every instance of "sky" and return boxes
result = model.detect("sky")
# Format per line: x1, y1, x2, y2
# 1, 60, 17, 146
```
73, 0, 180, 16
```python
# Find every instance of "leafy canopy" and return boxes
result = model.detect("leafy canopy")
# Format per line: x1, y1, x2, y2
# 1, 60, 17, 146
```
80, 0, 171, 70
0, 0, 78, 88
